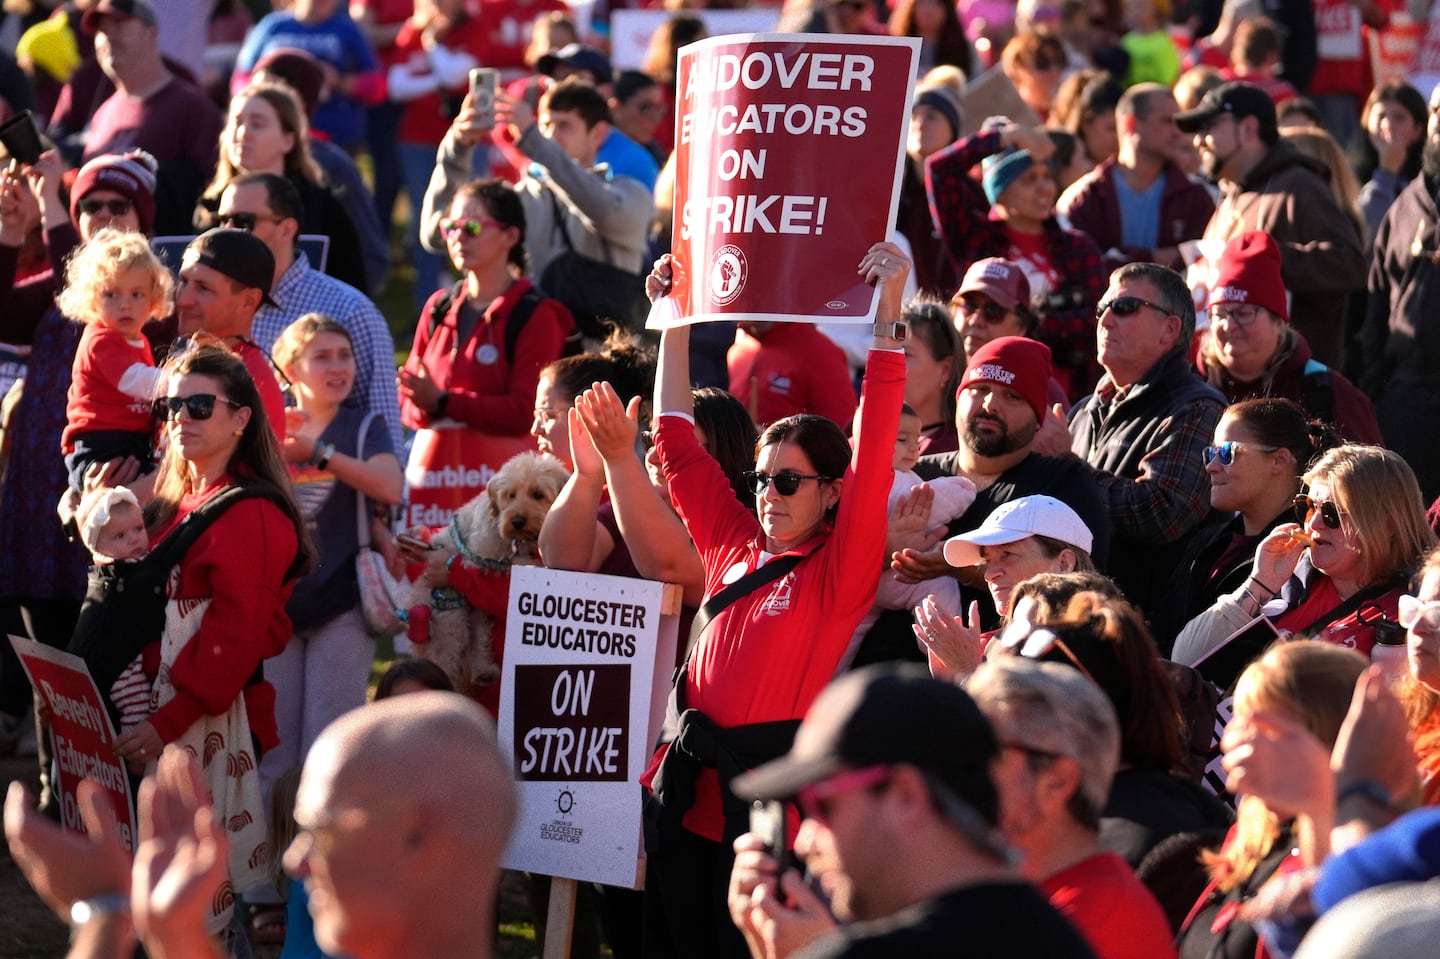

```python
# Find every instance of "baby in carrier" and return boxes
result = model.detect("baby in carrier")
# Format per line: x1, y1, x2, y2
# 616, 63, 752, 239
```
74, 486, 157, 747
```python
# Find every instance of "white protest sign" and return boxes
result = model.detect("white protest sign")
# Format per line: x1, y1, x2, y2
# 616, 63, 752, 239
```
498, 567, 680, 888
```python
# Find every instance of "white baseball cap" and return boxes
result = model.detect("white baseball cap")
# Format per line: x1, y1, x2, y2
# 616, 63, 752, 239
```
942, 495, 1094, 568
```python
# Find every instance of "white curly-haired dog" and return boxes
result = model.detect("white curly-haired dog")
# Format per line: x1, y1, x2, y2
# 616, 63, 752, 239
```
405, 451, 570, 693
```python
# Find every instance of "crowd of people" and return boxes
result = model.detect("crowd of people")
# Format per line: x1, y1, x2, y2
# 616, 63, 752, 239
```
8, 0, 1440, 958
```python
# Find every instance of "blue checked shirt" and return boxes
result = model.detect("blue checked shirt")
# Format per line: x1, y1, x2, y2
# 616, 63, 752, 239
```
251, 253, 403, 453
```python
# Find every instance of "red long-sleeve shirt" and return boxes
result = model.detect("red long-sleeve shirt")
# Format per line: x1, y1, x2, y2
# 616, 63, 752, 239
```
146, 478, 299, 752
645, 349, 904, 841
399, 278, 573, 434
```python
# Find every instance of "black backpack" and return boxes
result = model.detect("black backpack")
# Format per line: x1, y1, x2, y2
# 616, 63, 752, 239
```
426, 281, 545, 366
67, 483, 298, 731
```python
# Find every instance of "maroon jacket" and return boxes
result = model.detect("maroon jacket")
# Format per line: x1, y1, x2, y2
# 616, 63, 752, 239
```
1056, 158, 1215, 269
1199, 331, 1383, 445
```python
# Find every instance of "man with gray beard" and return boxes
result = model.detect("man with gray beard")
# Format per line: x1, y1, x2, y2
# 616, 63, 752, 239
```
1361, 82, 1440, 505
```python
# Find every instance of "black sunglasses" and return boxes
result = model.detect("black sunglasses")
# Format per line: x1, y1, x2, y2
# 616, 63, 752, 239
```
78, 197, 133, 217
640, 430, 655, 450
155, 393, 244, 421
956, 299, 1010, 323
216, 211, 284, 232
1096, 295, 1172, 319
742, 470, 831, 496
1293, 493, 1343, 530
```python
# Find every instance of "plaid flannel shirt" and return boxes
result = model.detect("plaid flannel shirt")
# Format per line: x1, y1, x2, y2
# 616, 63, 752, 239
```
926, 130, 1109, 389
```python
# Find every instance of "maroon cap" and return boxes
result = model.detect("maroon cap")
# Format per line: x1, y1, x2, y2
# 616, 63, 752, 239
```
956, 257, 1031, 312
958, 336, 1053, 425
69, 151, 157, 234
82, 0, 157, 32
254, 48, 325, 118
1211, 229, 1288, 322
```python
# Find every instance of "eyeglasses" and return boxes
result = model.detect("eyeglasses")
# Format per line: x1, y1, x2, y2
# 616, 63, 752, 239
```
1400, 594, 1440, 631
955, 298, 1011, 323
440, 217, 502, 238
796, 765, 890, 824
1203, 441, 1279, 467
1293, 493, 1344, 530
630, 100, 664, 116
1097, 295, 1172, 319
155, 393, 244, 421
742, 470, 831, 496
640, 430, 654, 450
1208, 304, 1262, 325
78, 197, 133, 217
216, 211, 285, 232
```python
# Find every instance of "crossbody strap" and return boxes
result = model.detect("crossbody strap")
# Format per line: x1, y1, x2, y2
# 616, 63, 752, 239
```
680, 553, 805, 673
546, 186, 617, 266
353, 411, 378, 548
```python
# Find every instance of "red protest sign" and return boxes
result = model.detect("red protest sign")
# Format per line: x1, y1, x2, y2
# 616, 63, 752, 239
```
663, 35, 919, 327
403, 426, 538, 529
9, 635, 138, 855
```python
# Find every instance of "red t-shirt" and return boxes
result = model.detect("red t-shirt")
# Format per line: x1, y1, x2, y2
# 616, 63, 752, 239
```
64, 323, 156, 451
727, 323, 859, 428
392, 17, 490, 145
1003, 225, 1060, 301
1040, 852, 1177, 959
1311, 0, 1369, 96
1271, 577, 1400, 659
233, 338, 287, 440
472, 0, 571, 74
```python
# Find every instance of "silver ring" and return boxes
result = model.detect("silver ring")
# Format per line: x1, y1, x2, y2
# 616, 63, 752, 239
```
881, 256, 889, 267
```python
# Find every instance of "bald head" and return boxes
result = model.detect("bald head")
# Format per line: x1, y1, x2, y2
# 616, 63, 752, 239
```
288, 693, 515, 959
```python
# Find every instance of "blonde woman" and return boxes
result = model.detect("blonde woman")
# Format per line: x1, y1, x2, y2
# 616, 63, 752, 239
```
1176, 641, 1369, 959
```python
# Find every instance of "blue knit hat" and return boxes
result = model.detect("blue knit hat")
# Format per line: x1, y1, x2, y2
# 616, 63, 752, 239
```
983, 147, 1034, 204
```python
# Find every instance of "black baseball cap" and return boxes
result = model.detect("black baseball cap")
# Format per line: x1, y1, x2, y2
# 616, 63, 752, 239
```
1174, 81, 1278, 141
732, 664, 1000, 821
182, 228, 279, 308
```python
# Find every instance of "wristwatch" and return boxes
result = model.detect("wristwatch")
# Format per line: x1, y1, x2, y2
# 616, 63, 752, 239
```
872, 322, 907, 342
70, 894, 130, 928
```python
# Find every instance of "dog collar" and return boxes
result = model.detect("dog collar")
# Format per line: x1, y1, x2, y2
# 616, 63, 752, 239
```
429, 586, 467, 610
448, 513, 522, 572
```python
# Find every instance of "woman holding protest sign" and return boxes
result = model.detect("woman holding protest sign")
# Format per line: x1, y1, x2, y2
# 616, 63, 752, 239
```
637, 244, 907, 959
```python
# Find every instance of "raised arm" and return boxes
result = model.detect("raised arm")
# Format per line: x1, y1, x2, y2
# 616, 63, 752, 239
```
579, 382, 706, 604
538, 408, 615, 573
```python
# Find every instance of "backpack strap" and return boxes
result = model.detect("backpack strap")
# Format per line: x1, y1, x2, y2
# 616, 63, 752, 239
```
426, 279, 468, 339
148, 482, 303, 581
1300, 359, 1335, 428
504, 288, 544, 367
354, 411, 379, 549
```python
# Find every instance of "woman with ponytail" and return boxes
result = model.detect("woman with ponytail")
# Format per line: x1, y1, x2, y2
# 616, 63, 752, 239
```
1153, 399, 1342, 651
397, 177, 573, 445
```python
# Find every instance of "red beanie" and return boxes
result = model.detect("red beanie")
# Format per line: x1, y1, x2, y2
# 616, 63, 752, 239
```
69, 150, 157, 235
1211, 229, 1288, 322
958, 336, 1053, 424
